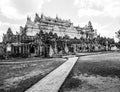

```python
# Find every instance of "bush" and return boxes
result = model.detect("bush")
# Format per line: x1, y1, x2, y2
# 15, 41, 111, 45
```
21, 53, 28, 58
0, 55, 5, 60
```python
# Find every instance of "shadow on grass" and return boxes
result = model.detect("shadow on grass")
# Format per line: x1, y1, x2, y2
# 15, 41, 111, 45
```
0, 59, 65, 92
58, 61, 82, 92
76, 61, 120, 78
0, 74, 44, 92
59, 58, 120, 92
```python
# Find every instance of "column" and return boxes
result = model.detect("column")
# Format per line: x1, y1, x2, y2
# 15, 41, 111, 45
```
16, 46, 18, 54
11, 45, 13, 54
38, 46, 40, 55
25, 45, 27, 54
23, 46, 24, 54
74, 44, 76, 53
35, 46, 37, 55
49, 45, 54, 57
13, 46, 15, 54
18, 46, 20, 54
36, 46, 38, 55
54, 41, 58, 54
19, 46, 21, 54
65, 42, 68, 54
27, 45, 29, 55
40, 45, 42, 56
21, 46, 23, 54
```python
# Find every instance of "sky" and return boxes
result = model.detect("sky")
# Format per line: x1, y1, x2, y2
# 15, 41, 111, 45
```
0, 0, 120, 42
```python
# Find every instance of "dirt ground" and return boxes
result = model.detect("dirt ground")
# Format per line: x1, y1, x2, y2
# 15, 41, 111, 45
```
59, 52, 120, 92
0, 58, 66, 92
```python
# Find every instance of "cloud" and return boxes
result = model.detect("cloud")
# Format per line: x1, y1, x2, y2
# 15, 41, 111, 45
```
78, 21, 116, 38
0, 0, 51, 20
92, 22, 119, 42
93, 23, 113, 37
74, 0, 120, 18
78, 9, 102, 17
0, 0, 24, 19
74, 0, 120, 40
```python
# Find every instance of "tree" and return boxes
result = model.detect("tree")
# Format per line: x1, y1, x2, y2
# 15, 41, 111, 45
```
107, 38, 115, 50
63, 35, 70, 40
115, 30, 120, 49
116, 42, 120, 49
74, 37, 77, 40
49, 31, 54, 39
116, 29, 120, 41
85, 31, 89, 39
36, 30, 44, 42
53, 33, 58, 40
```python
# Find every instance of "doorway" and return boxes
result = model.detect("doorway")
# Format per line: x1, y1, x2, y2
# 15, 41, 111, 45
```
30, 46, 35, 54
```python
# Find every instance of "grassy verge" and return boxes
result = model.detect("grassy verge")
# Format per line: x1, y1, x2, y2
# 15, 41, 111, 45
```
58, 59, 80, 92
0, 58, 66, 92
59, 53, 120, 92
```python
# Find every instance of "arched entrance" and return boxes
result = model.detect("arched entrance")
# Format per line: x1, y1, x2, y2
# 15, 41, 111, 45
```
30, 46, 35, 54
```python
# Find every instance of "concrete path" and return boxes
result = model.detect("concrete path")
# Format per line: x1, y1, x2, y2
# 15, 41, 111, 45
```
25, 57, 78, 92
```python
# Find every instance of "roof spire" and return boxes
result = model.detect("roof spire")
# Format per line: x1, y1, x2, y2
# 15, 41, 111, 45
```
56, 14, 58, 20
34, 13, 40, 22
26, 16, 32, 25
27, 16, 31, 21
41, 13, 44, 19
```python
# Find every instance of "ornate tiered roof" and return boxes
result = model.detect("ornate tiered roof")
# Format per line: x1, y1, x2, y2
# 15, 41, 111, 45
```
33, 13, 72, 27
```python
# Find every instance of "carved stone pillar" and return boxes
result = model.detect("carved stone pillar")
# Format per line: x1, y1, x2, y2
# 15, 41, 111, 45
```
15, 46, 18, 54
40, 45, 42, 56
11, 45, 13, 54
19, 46, 21, 54
13, 46, 15, 54
73, 44, 76, 53
28, 45, 29, 55
65, 42, 68, 54
54, 41, 58, 54
23, 46, 24, 54
21, 46, 23, 54
49, 45, 54, 57
25, 45, 27, 53
38, 46, 40, 55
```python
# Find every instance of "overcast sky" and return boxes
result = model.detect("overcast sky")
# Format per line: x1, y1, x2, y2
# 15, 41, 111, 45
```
0, 0, 120, 42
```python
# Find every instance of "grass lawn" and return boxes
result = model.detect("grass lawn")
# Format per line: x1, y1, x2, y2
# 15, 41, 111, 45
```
59, 52, 120, 92
0, 58, 66, 92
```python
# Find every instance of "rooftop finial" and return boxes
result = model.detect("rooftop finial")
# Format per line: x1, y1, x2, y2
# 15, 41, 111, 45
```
56, 14, 58, 20
27, 16, 31, 21
34, 13, 40, 22
41, 13, 44, 19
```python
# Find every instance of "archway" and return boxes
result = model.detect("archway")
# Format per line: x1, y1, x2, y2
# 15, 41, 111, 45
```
30, 46, 35, 54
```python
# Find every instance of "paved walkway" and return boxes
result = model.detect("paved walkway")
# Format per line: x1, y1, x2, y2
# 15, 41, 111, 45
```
25, 57, 78, 92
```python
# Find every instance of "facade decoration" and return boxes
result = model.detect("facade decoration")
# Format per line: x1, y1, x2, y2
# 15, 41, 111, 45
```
1, 13, 114, 58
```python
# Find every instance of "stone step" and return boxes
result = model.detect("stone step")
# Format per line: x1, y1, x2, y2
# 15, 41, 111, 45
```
25, 57, 78, 92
